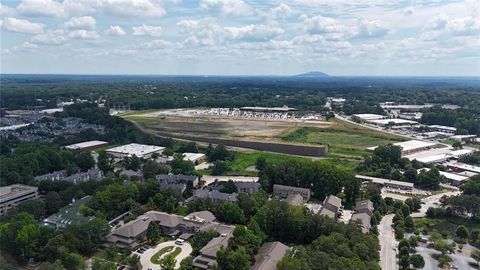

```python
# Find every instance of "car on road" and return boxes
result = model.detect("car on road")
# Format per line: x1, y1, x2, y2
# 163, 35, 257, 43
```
175, 239, 185, 245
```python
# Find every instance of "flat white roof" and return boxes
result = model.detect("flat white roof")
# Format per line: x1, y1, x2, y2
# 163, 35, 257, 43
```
450, 149, 474, 157
64, 140, 108, 150
182, 152, 206, 162
447, 162, 480, 173
106, 143, 165, 157
451, 135, 477, 140
352, 114, 386, 120
395, 140, 437, 152
370, 119, 418, 125
356, 175, 414, 188
439, 171, 469, 182
415, 154, 449, 164
428, 125, 457, 131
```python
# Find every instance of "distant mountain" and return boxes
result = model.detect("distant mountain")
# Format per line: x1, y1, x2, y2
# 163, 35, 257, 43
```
294, 71, 329, 78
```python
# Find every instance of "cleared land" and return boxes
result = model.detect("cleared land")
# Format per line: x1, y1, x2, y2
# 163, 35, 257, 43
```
282, 119, 406, 157
124, 110, 404, 159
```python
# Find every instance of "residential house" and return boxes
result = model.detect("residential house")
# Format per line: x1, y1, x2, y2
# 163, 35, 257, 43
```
250, 241, 290, 270
319, 195, 342, 219
273, 184, 311, 202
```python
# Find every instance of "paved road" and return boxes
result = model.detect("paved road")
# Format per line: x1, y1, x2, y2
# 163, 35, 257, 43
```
379, 214, 398, 270
139, 240, 192, 270
411, 190, 461, 218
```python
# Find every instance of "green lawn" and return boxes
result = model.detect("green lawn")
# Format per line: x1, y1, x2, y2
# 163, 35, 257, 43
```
227, 152, 308, 174
281, 119, 405, 157
150, 246, 175, 264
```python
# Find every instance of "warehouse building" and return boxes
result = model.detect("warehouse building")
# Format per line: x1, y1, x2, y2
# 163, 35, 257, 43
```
0, 184, 39, 216
64, 140, 108, 150
106, 143, 165, 158
352, 114, 387, 123
356, 175, 414, 191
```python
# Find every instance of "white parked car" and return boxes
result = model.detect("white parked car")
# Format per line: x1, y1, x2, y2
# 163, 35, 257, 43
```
175, 239, 185, 245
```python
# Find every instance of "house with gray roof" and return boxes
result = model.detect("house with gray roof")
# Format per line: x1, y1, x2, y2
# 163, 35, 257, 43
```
351, 213, 372, 233
350, 200, 374, 233
273, 184, 311, 203
193, 189, 238, 203
119, 169, 144, 182
156, 174, 199, 187
234, 182, 261, 194
283, 194, 304, 206
192, 229, 235, 269
106, 210, 228, 248
35, 169, 103, 184
250, 241, 290, 270
319, 195, 343, 219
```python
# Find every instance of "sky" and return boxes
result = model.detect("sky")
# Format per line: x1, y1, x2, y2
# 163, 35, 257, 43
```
1, 0, 479, 76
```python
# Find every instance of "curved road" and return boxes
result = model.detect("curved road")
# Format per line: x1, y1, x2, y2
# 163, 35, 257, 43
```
379, 214, 398, 270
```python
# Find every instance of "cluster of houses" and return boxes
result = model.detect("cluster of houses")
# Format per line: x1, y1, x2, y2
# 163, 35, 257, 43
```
6, 140, 382, 269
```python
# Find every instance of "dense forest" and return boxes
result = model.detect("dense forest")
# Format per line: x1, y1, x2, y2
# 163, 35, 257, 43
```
2, 75, 480, 112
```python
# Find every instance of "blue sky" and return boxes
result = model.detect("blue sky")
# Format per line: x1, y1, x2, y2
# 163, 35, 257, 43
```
1, 0, 479, 76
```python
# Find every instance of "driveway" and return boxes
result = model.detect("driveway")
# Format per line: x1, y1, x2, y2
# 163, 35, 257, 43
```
138, 240, 192, 270
378, 214, 398, 270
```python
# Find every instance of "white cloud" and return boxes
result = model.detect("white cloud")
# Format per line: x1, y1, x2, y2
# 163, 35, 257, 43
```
65, 16, 96, 30
0, 3, 16, 17
448, 16, 480, 36
300, 14, 346, 35
15, 41, 39, 50
31, 30, 68, 45
426, 13, 449, 30
105, 25, 126, 36
403, 7, 415, 16
353, 19, 389, 38
68, 29, 100, 39
270, 3, 293, 18
17, 0, 64, 17
177, 19, 200, 30
200, 0, 252, 15
101, 0, 166, 17
139, 39, 174, 49
2, 17, 44, 34
132, 24, 163, 37
225, 24, 284, 41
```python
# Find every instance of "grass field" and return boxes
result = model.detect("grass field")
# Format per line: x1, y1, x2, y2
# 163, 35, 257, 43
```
281, 118, 405, 157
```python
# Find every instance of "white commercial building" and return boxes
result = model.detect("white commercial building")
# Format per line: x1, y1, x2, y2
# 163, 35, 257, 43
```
446, 162, 480, 174
352, 114, 387, 123
64, 140, 108, 150
106, 143, 165, 158
182, 153, 206, 164
0, 185, 39, 216
427, 125, 457, 134
369, 118, 418, 127
368, 140, 437, 155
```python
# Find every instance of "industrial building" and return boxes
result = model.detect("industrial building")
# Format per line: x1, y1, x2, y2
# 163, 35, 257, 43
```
106, 143, 165, 158
0, 184, 39, 216
239, 106, 296, 112
427, 125, 457, 134
352, 114, 387, 123
64, 140, 108, 150
367, 140, 437, 155
356, 175, 414, 191
182, 152, 206, 164
368, 118, 418, 127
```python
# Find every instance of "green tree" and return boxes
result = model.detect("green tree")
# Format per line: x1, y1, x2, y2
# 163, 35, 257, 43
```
45, 191, 63, 215
171, 155, 195, 175
146, 222, 162, 244
160, 255, 176, 270
410, 254, 425, 269
75, 151, 95, 172
97, 151, 111, 173
212, 161, 229, 175
217, 246, 251, 270
128, 155, 141, 171
216, 202, 245, 224
452, 141, 463, 150
456, 225, 469, 239
92, 258, 116, 270
221, 180, 238, 194
38, 260, 66, 270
